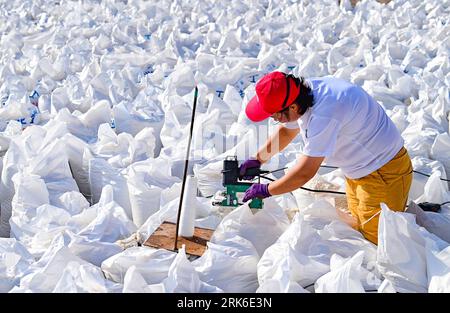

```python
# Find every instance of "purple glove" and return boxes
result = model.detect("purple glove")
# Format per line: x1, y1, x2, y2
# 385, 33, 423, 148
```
242, 183, 271, 203
239, 158, 261, 180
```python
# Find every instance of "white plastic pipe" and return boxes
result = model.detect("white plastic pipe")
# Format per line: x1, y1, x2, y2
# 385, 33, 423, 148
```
178, 175, 197, 237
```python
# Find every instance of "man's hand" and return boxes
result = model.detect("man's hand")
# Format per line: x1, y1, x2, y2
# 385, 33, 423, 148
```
239, 158, 261, 180
242, 183, 271, 203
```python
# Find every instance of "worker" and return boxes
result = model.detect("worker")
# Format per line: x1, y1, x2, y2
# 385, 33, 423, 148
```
241, 71, 412, 245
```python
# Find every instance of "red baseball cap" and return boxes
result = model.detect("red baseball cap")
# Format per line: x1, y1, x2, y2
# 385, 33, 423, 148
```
245, 71, 301, 122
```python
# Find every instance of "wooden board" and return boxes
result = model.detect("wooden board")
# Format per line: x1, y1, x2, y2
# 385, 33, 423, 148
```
143, 221, 214, 257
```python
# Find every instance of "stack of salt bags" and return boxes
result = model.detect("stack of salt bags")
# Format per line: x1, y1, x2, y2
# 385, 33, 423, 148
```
377, 202, 450, 293
0, 5, 168, 293
0, 7, 167, 220
0, 123, 137, 292
0, 123, 136, 292
128, 199, 382, 293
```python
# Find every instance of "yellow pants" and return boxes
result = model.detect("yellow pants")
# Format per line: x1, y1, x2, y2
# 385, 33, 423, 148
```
345, 147, 413, 245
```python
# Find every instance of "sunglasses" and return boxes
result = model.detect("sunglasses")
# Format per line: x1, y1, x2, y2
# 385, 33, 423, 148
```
271, 106, 291, 124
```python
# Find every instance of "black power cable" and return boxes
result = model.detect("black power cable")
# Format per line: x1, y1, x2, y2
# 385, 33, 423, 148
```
257, 164, 450, 197
317, 165, 450, 182
412, 170, 450, 182
258, 175, 346, 195
260, 166, 347, 195
231, 164, 449, 203
301, 282, 378, 292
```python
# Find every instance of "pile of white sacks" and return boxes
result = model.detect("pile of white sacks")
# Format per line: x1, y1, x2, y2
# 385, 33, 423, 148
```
0, 0, 449, 293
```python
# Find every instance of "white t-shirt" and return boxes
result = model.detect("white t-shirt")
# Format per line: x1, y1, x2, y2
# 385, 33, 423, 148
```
283, 76, 404, 179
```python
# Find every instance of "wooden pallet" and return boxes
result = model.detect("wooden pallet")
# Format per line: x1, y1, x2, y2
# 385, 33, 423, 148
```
143, 221, 214, 257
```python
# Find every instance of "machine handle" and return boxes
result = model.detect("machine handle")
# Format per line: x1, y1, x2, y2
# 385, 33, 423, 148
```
239, 167, 269, 179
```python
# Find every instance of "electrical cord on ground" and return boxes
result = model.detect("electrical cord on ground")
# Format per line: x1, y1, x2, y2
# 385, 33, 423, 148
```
259, 173, 346, 195
260, 167, 287, 175
258, 165, 339, 177
261, 166, 450, 183
301, 282, 378, 292
211, 164, 449, 203
302, 283, 315, 289
322, 166, 450, 182
413, 170, 450, 182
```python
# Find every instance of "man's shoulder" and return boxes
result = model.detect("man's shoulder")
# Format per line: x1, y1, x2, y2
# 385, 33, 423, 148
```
309, 76, 359, 98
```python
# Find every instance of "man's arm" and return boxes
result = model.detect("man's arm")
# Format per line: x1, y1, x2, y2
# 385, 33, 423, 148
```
256, 125, 300, 164
268, 154, 324, 195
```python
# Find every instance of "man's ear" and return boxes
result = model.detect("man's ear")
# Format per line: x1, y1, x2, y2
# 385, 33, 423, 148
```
289, 103, 298, 111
